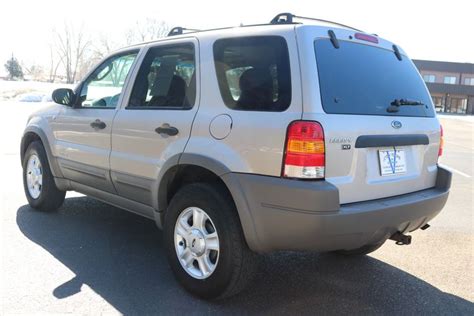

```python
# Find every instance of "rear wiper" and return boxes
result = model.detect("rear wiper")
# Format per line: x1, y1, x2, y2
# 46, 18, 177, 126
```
387, 99, 425, 113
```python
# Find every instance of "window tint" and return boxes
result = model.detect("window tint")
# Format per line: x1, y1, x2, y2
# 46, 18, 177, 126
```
128, 44, 195, 109
78, 52, 137, 108
314, 40, 435, 117
213, 36, 291, 111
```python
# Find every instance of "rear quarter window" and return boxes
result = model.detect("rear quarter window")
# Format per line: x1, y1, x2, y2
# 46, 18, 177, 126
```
213, 36, 291, 112
314, 39, 435, 117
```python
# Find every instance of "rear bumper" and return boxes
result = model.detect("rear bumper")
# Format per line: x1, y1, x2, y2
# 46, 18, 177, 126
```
222, 166, 451, 253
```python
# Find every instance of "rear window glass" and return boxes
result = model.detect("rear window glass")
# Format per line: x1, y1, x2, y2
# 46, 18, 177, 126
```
314, 39, 435, 117
213, 36, 291, 112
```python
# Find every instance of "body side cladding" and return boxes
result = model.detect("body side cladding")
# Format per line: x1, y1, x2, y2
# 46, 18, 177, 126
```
70, 180, 155, 219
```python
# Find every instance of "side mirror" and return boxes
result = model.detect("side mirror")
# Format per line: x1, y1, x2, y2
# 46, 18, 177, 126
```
52, 88, 76, 107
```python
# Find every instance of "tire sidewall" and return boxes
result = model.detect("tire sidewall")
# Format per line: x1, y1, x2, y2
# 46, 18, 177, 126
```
22, 142, 53, 209
164, 184, 241, 299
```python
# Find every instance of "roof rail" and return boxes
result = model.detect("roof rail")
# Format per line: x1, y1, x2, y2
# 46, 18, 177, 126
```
166, 13, 365, 39
269, 13, 364, 32
270, 12, 294, 24
167, 27, 201, 37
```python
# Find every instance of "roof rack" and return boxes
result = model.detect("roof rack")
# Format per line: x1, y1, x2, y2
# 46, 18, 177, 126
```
167, 27, 201, 37
165, 13, 365, 39
270, 13, 364, 33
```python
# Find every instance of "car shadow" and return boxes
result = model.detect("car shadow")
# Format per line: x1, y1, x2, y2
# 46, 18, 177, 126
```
17, 197, 473, 315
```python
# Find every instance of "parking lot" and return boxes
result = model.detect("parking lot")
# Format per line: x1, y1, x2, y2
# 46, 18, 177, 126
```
1, 103, 473, 314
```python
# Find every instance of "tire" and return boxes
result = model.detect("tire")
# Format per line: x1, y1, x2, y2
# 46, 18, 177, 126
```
22, 141, 65, 211
334, 240, 386, 256
164, 182, 256, 299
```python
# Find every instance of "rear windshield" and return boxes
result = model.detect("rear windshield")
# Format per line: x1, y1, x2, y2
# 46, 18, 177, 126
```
314, 39, 435, 117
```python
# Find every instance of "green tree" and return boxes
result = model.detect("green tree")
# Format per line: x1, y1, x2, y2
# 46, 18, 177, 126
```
4, 55, 23, 80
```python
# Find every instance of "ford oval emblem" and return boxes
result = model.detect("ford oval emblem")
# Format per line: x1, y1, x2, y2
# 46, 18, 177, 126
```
391, 120, 402, 129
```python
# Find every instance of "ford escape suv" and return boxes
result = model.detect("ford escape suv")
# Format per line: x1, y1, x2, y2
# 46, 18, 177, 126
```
21, 13, 451, 299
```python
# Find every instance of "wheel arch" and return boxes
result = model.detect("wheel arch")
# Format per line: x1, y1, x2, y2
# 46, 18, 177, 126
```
157, 153, 260, 251
20, 126, 63, 178
157, 154, 230, 213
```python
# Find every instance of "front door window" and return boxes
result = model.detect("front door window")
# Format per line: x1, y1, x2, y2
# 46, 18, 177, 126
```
78, 52, 138, 108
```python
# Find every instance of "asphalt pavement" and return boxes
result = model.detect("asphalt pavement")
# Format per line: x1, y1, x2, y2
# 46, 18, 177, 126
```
1, 103, 473, 315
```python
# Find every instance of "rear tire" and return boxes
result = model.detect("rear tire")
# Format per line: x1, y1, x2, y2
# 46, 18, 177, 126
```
334, 240, 386, 256
22, 141, 65, 211
164, 182, 256, 299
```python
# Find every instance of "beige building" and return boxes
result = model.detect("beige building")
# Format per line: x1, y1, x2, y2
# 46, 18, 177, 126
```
413, 59, 474, 115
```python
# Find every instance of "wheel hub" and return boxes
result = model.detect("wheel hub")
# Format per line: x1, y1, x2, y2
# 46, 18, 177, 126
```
174, 207, 220, 279
26, 154, 42, 199
188, 229, 206, 256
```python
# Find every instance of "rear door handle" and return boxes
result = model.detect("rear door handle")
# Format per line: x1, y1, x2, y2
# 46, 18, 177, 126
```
155, 123, 179, 136
90, 119, 107, 130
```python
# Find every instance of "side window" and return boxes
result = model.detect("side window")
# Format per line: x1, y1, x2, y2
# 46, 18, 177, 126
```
213, 36, 291, 112
78, 51, 138, 108
128, 44, 195, 109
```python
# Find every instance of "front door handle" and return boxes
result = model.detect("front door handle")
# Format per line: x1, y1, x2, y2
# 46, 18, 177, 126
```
90, 119, 106, 130
155, 123, 179, 136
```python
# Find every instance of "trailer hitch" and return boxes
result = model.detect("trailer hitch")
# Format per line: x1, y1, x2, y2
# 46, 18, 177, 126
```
390, 232, 412, 245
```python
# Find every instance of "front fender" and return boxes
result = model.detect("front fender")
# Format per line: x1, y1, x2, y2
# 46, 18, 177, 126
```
21, 119, 64, 178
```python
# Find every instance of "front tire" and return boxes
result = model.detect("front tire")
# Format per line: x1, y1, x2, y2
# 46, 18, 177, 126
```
22, 141, 65, 211
164, 183, 256, 299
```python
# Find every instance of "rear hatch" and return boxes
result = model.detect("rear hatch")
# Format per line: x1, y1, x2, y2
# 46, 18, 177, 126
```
298, 27, 441, 204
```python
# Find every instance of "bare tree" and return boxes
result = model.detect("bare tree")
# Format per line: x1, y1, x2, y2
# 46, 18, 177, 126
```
72, 34, 116, 81
53, 23, 91, 83
47, 18, 167, 83
48, 44, 63, 82
23, 63, 45, 81
125, 18, 169, 45
91, 34, 119, 60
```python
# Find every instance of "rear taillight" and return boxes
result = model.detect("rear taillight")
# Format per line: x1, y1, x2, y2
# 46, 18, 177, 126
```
282, 121, 325, 179
438, 124, 444, 158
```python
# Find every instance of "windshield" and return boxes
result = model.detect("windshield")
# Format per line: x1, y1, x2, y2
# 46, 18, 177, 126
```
314, 39, 435, 117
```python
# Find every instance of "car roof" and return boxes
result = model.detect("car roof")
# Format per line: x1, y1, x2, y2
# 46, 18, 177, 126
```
123, 23, 297, 49
117, 21, 403, 57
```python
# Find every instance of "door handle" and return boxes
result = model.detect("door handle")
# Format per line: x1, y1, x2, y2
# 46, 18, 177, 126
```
155, 123, 179, 136
90, 119, 107, 130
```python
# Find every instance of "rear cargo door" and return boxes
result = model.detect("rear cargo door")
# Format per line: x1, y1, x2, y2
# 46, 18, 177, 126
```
299, 28, 441, 204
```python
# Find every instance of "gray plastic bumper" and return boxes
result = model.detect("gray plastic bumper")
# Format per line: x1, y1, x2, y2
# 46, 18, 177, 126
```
222, 166, 451, 253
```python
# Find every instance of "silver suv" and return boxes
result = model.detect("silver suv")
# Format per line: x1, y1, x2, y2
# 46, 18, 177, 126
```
21, 14, 451, 299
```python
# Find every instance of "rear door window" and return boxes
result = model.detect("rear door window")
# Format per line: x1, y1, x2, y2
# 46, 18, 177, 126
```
128, 43, 195, 109
314, 39, 435, 117
213, 36, 291, 112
